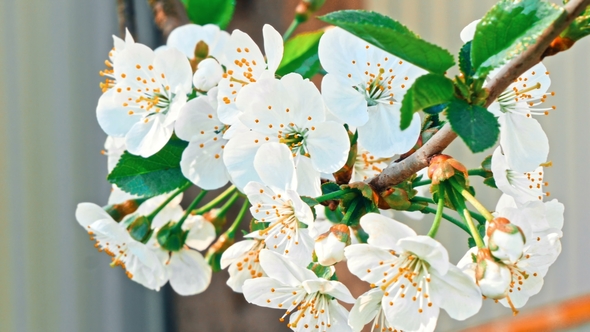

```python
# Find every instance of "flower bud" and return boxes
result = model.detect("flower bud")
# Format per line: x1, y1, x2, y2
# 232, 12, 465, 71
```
104, 198, 147, 222
206, 233, 235, 272
156, 221, 188, 252
193, 58, 223, 91
427, 154, 468, 185
314, 224, 350, 266
295, 0, 326, 23
475, 248, 511, 299
487, 217, 525, 263
127, 215, 153, 243
203, 208, 227, 234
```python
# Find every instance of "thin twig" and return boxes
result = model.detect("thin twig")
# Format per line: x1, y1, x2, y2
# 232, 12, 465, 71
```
117, 0, 137, 38
369, 0, 590, 193
147, 0, 190, 40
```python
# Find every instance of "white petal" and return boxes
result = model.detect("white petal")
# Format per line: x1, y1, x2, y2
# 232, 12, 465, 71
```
125, 115, 173, 157
152, 47, 192, 92
76, 203, 113, 228
253, 142, 297, 191
398, 236, 450, 275
184, 215, 216, 250
294, 156, 322, 197
348, 288, 383, 332
460, 20, 480, 43
125, 243, 167, 290
358, 104, 421, 158
243, 277, 302, 309
262, 24, 283, 73
223, 131, 268, 191
344, 244, 396, 283
168, 250, 212, 295
96, 89, 143, 136
258, 249, 317, 286
321, 73, 369, 126
306, 121, 350, 173
500, 113, 549, 173
429, 265, 482, 320
181, 139, 229, 190
220, 239, 257, 269
360, 213, 416, 251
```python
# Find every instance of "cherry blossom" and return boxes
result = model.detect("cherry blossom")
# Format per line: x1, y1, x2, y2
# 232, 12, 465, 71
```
319, 27, 426, 157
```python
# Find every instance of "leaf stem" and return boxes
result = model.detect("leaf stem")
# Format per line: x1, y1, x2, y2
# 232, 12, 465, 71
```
341, 199, 359, 226
411, 195, 486, 224
315, 189, 350, 203
421, 206, 470, 234
227, 199, 250, 238
449, 178, 494, 221
463, 208, 485, 248
194, 186, 236, 215
216, 192, 240, 219
147, 182, 191, 220
175, 190, 209, 229
427, 186, 445, 238
283, 19, 300, 41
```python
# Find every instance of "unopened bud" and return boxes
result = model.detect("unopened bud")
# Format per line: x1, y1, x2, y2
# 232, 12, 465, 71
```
314, 224, 350, 266
428, 154, 468, 185
206, 233, 235, 272
203, 208, 228, 234
295, 0, 326, 23
487, 217, 525, 263
156, 221, 188, 252
128, 215, 153, 243
193, 58, 223, 92
104, 198, 147, 222
475, 248, 511, 299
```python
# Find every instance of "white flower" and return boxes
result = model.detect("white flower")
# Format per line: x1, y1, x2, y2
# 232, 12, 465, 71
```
163, 23, 230, 64
99, 29, 135, 93
224, 74, 350, 195
175, 88, 230, 189
461, 22, 554, 172
217, 24, 283, 125
75, 202, 167, 290
220, 231, 267, 292
243, 143, 316, 266
155, 215, 216, 296
319, 27, 426, 157
243, 250, 354, 332
314, 224, 351, 266
488, 62, 553, 173
491, 147, 548, 204
96, 43, 192, 157
345, 213, 482, 332
494, 195, 564, 310
473, 248, 512, 300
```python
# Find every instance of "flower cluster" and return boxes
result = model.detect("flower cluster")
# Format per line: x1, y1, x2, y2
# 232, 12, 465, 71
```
76, 12, 569, 331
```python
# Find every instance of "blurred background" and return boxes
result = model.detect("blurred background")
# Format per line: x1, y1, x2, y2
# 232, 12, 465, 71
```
1, 0, 590, 331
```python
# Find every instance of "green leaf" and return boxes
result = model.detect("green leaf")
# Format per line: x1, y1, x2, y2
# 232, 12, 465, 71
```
400, 74, 454, 129
483, 177, 498, 188
182, 0, 235, 29
107, 138, 190, 196
301, 196, 319, 207
459, 41, 474, 78
277, 30, 324, 79
319, 10, 454, 74
446, 99, 500, 153
324, 206, 344, 223
471, 0, 564, 77
321, 182, 341, 195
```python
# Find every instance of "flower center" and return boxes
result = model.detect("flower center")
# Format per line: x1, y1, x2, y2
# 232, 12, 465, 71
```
505, 168, 549, 201
378, 253, 433, 314
279, 128, 310, 157
354, 68, 397, 107
236, 240, 265, 279
497, 82, 556, 117
257, 201, 305, 255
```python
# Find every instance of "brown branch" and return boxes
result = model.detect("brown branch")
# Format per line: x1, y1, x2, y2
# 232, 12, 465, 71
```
369, 0, 590, 193
147, 0, 190, 40
117, 0, 137, 39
